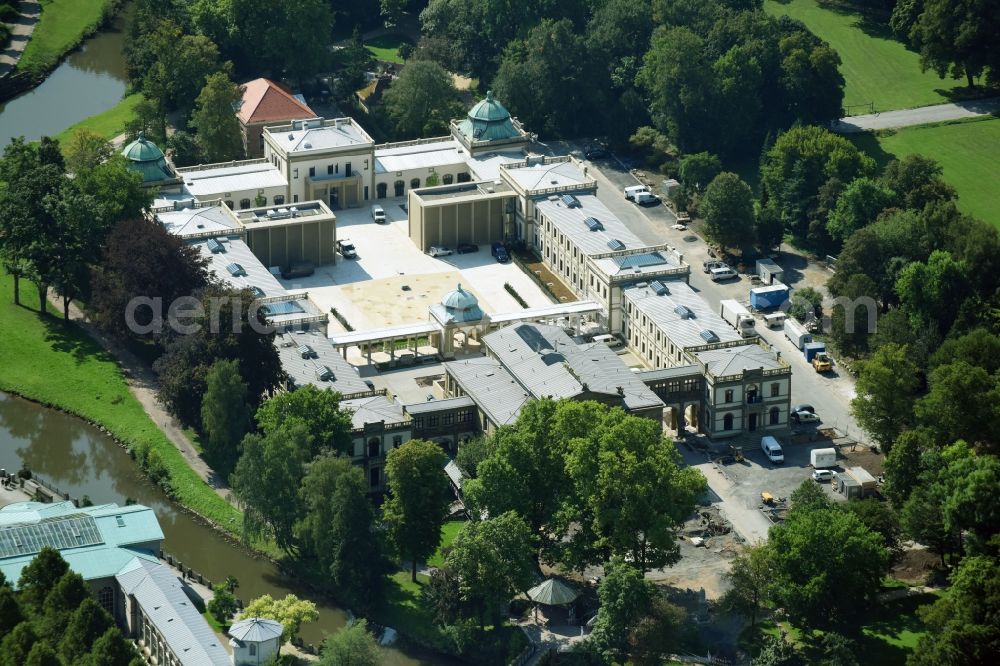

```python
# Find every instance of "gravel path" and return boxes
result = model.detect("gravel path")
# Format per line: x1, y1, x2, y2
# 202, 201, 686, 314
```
832, 97, 1000, 133
0, 1, 41, 77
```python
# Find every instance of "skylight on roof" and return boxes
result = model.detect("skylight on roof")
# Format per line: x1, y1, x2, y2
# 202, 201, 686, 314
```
206, 238, 224, 254
700, 329, 719, 343
650, 280, 669, 296
561, 194, 580, 208
584, 217, 603, 231
225, 263, 245, 277
674, 305, 694, 319
607, 239, 626, 251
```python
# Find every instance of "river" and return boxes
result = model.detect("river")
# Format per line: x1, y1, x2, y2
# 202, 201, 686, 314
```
0, 5, 132, 149
0, 391, 437, 664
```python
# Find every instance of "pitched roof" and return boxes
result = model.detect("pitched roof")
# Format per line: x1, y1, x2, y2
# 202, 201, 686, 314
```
229, 617, 283, 643
238, 78, 316, 125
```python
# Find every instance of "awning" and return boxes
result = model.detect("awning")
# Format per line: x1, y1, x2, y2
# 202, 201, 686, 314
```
526, 578, 578, 606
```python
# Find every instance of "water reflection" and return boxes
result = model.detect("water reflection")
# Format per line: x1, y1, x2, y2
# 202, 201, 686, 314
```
0, 393, 433, 665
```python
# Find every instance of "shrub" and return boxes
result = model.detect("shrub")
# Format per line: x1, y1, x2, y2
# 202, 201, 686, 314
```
504, 283, 528, 308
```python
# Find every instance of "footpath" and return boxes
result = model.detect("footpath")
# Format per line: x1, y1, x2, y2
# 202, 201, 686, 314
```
0, 1, 40, 77
832, 97, 1000, 133
45, 295, 235, 506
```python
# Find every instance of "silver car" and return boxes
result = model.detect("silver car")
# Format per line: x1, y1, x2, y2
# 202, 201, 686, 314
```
428, 246, 453, 257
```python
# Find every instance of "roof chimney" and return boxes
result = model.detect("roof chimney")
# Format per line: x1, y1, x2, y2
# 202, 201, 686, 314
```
616, 386, 624, 396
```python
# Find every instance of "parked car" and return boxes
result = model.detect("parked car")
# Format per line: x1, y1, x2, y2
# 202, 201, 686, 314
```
282, 260, 315, 279
703, 260, 727, 273
457, 243, 479, 254
792, 410, 820, 424
792, 404, 815, 414
710, 266, 739, 282
428, 246, 452, 257
370, 204, 386, 223
671, 223, 688, 231
491, 242, 510, 263
335, 240, 356, 259
812, 469, 835, 483
584, 144, 609, 160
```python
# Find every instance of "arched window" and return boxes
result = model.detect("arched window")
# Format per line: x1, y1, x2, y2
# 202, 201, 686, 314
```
442, 174, 454, 185
98, 586, 114, 614
368, 438, 381, 458
224, 200, 234, 209
394, 180, 404, 197
239, 198, 252, 210
410, 178, 421, 190
457, 172, 471, 183
377, 182, 388, 198
273, 195, 285, 205
769, 407, 780, 425
723, 413, 734, 431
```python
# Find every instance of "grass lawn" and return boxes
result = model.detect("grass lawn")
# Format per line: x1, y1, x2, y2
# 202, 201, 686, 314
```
55, 93, 143, 146
427, 520, 465, 569
375, 571, 447, 648
364, 34, 413, 64
764, 0, 974, 112
0, 268, 244, 535
17, 0, 113, 76
740, 592, 940, 664
853, 117, 1000, 228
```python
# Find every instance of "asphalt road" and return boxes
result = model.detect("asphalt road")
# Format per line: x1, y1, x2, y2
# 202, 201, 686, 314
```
832, 96, 1000, 133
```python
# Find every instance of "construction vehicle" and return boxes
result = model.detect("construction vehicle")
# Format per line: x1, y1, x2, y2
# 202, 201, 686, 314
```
730, 444, 744, 463
812, 352, 833, 372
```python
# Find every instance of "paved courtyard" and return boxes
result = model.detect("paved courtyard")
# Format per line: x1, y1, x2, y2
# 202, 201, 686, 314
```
278, 199, 553, 332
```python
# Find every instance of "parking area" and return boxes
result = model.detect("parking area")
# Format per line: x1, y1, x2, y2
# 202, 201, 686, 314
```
278, 200, 554, 332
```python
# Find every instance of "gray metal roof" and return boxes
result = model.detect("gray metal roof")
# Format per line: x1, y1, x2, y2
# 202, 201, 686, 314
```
692, 344, 788, 379
501, 159, 592, 193
374, 138, 467, 174
158, 205, 241, 238
443, 356, 531, 427
229, 617, 283, 643
340, 395, 408, 430
116, 558, 230, 666
535, 194, 648, 256
274, 329, 370, 394
403, 395, 476, 415
267, 118, 373, 154
623, 280, 742, 351
633, 365, 703, 382
483, 323, 663, 412
192, 237, 287, 298
178, 161, 287, 197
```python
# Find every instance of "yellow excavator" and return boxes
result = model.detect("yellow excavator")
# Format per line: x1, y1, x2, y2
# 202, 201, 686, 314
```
812, 352, 832, 372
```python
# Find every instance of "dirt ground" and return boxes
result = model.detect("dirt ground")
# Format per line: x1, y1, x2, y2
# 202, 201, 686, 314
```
649, 505, 741, 601
892, 548, 941, 585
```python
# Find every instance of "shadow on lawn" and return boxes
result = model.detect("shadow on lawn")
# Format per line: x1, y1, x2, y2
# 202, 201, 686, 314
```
41, 312, 117, 366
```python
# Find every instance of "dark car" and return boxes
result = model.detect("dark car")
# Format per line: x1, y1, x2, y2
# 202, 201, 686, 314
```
491, 242, 510, 263
457, 243, 479, 254
584, 144, 609, 160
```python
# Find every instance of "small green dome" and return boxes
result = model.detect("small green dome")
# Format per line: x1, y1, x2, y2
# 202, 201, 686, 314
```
457, 91, 523, 143
441, 284, 483, 322
467, 91, 511, 123
120, 132, 174, 184
121, 132, 165, 162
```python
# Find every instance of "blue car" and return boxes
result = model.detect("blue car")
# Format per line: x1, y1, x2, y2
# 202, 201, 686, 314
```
491, 242, 510, 263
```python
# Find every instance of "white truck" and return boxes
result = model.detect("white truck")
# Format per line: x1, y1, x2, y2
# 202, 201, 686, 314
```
624, 184, 658, 205
810, 448, 837, 469
784, 317, 812, 350
720, 299, 756, 338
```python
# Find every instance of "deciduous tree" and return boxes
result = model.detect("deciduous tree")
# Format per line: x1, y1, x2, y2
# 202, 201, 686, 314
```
590, 558, 654, 661
723, 543, 772, 628
826, 177, 895, 243
318, 619, 381, 666
242, 594, 319, 643
62, 129, 113, 173
191, 71, 245, 162
200, 358, 251, 474
910, 0, 1000, 88
700, 172, 755, 250
255, 384, 353, 456
850, 343, 920, 451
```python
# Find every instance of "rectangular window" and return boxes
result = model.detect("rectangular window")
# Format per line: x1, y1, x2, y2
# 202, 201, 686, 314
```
725, 389, 734, 403
370, 467, 380, 487
413, 417, 424, 429
393, 436, 402, 447
771, 382, 780, 397
346, 162, 352, 177
293, 168, 299, 179
293, 194, 299, 202
429, 415, 440, 427
309, 166, 315, 177
444, 413, 454, 425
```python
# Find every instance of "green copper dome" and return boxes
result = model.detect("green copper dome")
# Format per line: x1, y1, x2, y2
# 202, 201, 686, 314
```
440, 284, 483, 322
120, 133, 174, 184
457, 91, 523, 143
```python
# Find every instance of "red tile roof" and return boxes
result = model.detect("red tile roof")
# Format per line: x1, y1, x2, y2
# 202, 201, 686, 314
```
237, 78, 316, 125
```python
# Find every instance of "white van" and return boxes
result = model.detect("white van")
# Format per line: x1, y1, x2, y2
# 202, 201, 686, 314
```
371, 204, 386, 223
761, 436, 784, 464
710, 266, 739, 282
593, 333, 623, 349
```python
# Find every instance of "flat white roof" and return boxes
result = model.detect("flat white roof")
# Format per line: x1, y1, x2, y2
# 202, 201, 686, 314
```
157, 205, 241, 238
623, 279, 742, 351
466, 151, 523, 182
266, 118, 373, 154
535, 193, 648, 256
692, 343, 787, 378
489, 300, 603, 325
374, 139, 467, 174
329, 321, 438, 347
179, 162, 287, 197
501, 159, 592, 192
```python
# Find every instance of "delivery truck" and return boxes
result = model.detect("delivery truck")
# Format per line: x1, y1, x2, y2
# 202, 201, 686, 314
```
810, 448, 837, 469
749, 282, 789, 310
784, 318, 812, 349
720, 299, 756, 338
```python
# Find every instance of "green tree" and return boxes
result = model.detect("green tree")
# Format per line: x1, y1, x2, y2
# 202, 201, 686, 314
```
895, 250, 971, 337
318, 619, 382, 666
17, 547, 69, 612
40, 571, 91, 635
207, 584, 238, 624
59, 598, 114, 664
79, 627, 139, 666
200, 358, 251, 473
788, 286, 824, 323
678, 151, 722, 192
62, 128, 113, 173
768, 507, 889, 627
628, 596, 686, 666
910, 0, 1000, 88
454, 436, 491, 478
829, 273, 877, 356
910, 555, 1000, 665
850, 343, 920, 452
723, 543, 771, 628
882, 429, 932, 506
789, 478, 832, 514
232, 423, 311, 552
0, 586, 22, 636
826, 177, 896, 243
443, 512, 535, 630
901, 479, 958, 567
879, 155, 956, 211
844, 500, 903, 562
255, 384, 353, 455
23, 643, 61, 666
242, 594, 319, 643
0, 622, 36, 666
382, 439, 450, 581
915, 361, 1000, 451
700, 172, 755, 249
73, 154, 151, 228
819, 632, 858, 666
380, 61, 461, 139
590, 557, 654, 661
754, 634, 803, 666
191, 71, 245, 162
298, 456, 385, 612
